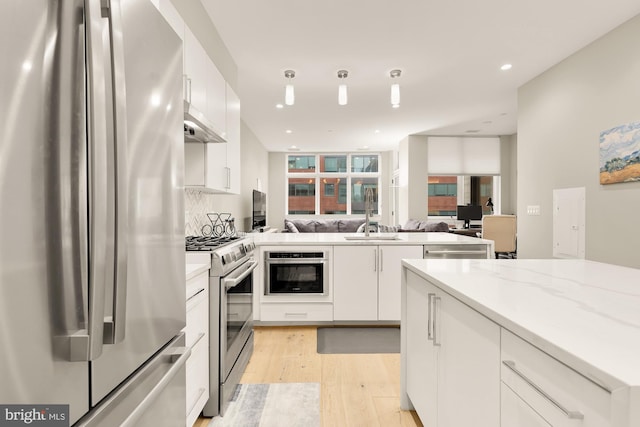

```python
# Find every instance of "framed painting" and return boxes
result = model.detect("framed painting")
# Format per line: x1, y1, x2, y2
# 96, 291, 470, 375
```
599, 121, 640, 185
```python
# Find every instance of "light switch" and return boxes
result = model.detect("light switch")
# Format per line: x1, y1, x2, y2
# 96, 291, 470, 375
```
527, 205, 541, 215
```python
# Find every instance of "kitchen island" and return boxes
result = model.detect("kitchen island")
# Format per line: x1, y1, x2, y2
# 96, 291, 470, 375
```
250, 232, 494, 324
401, 258, 640, 427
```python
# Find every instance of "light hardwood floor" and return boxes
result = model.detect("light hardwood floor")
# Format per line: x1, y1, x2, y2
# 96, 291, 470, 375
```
195, 326, 422, 427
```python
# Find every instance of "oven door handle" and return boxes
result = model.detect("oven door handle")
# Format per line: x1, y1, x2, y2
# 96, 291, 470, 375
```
223, 259, 258, 290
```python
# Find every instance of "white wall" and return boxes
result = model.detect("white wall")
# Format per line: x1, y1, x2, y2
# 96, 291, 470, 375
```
500, 134, 517, 215
268, 152, 286, 230
517, 14, 640, 267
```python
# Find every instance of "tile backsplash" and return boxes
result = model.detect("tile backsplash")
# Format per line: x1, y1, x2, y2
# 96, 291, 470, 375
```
184, 188, 215, 236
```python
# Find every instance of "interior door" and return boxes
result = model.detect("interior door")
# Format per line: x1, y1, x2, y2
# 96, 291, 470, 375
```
90, 0, 185, 404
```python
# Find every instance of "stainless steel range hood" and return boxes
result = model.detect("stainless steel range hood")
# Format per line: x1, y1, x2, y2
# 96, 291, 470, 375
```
184, 100, 227, 143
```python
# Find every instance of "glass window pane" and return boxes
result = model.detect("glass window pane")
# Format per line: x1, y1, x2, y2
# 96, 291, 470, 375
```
351, 155, 378, 173
320, 155, 347, 173
351, 177, 378, 214
319, 177, 346, 214
427, 175, 497, 216
338, 183, 347, 204
287, 178, 316, 214
288, 155, 316, 173
428, 176, 458, 216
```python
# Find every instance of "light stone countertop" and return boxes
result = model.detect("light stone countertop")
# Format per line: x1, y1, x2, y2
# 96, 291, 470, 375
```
251, 231, 493, 246
402, 258, 640, 391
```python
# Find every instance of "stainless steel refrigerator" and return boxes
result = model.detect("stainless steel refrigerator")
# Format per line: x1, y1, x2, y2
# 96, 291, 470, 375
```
0, 0, 186, 425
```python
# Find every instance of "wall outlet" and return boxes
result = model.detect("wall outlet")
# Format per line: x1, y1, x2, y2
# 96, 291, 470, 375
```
527, 205, 541, 215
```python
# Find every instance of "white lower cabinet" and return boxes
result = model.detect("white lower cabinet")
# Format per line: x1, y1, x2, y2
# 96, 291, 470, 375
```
404, 269, 500, 427
334, 245, 422, 321
500, 330, 611, 427
502, 382, 552, 427
260, 302, 333, 322
184, 272, 209, 427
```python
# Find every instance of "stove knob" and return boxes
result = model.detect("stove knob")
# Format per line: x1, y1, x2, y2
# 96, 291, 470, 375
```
222, 254, 230, 264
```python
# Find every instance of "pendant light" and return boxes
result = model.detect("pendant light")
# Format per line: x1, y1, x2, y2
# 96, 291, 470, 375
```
337, 70, 348, 106
390, 69, 401, 108
284, 70, 295, 106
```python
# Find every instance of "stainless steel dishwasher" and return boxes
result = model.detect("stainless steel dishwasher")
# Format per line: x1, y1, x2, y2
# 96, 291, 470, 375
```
423, 244, 490, 259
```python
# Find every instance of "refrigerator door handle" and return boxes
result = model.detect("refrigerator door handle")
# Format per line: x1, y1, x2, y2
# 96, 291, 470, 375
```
101, 0, 129, 345
71, 0, 111, 362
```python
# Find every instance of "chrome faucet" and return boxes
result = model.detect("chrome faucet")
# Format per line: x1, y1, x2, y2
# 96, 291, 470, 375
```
364, 187, 373, 237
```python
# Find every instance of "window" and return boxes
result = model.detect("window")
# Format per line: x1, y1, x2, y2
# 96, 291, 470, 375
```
351, 155, 378, 172
320, 155, 347, 172
286, 153, 380, 215
288, 155, 316, 172
428, 175, 499, 217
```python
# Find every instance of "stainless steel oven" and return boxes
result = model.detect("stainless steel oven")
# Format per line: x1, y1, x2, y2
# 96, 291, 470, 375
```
219, 256, 256, 413
265, 250, 329, 295
188, 236, 257, 418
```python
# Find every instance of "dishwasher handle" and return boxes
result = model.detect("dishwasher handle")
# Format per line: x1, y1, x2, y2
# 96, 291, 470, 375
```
424, 248, 488, 259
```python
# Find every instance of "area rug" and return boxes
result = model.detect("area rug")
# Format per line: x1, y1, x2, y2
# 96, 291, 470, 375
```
209, 383, 320, 427
317, 327, 400, 354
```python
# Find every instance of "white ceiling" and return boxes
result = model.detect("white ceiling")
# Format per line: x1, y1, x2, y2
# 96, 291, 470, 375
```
201, 0, 640, 153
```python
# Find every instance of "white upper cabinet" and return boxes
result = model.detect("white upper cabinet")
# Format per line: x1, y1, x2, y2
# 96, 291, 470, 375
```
183, 27, 208, 119
225, 83, 241, 194
184, 84, 241, 194
206, 61, 226, 138
155, 0, 241, 193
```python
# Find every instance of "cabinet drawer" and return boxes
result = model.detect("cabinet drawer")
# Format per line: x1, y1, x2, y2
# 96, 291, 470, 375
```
185, 286, 208, 348
501, 329, 611, 426
186, 271, 208, 301
186, 334, 209, 427
260, 303, 333, 322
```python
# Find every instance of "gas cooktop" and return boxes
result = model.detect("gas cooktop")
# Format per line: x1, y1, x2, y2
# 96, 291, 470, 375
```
185, 235, 242, 251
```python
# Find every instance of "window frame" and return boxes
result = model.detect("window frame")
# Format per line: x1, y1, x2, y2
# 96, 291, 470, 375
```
286, 153, 381, 216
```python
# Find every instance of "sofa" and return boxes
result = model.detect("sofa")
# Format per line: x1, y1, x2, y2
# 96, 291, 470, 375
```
283, 218, 365, 233
283, 218, 450, 233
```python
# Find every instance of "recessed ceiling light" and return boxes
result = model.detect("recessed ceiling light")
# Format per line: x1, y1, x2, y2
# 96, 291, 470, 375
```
285, 129, 292, 134
276, 104, 284, 109
374, 129, 381, 134
288, 145, 300, 151
500, 63, 512, 71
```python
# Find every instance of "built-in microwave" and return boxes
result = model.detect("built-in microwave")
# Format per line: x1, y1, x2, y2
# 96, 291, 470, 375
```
264, 250, 329, 296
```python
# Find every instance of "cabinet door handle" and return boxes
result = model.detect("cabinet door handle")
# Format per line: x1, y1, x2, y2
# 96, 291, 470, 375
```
373, 248, 377, 272
379, 249, 384, 272
427, 293, 435, 341
502, 360, 584, 420
432, 296, 441, 347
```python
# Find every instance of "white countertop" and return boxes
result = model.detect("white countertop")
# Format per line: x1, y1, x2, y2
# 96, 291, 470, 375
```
402, 258, 640, 391
251, 231, 492, 246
